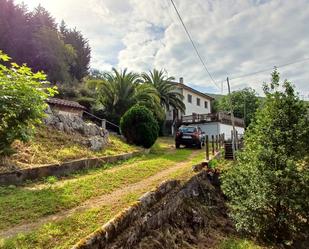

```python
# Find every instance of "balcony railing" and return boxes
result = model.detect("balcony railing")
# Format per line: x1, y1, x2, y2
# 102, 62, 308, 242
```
180, 112, 245, 127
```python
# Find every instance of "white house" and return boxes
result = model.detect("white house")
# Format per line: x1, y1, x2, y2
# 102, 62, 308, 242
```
166, 77, 214, 121
166, 78, 245, 140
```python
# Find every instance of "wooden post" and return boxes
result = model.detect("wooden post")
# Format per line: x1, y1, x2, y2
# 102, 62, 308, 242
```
227, 77, 236, 160
101, 119, 106, 129
211, 135, 215, 155
235, 130, 239, 150
205, 135, 209, 160
215, 135, 218, 151
220, 134, 223, 147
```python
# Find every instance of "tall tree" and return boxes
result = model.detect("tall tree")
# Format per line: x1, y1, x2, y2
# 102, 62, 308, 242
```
141, 69, 185, 115
0, 1, 90, 84
29, 4, 57, 31
31, 27, 76, 83
214, 87, 260, 127
0, 0, 32, 65
222, 70, 309, 247
60, 21, 91, 81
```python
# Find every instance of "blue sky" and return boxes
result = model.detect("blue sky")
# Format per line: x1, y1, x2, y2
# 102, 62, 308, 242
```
16, 0, 309, 99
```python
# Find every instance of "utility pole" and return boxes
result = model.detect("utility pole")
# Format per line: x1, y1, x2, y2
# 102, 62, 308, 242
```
221, 81, 223, 94
227, 77, 236, 160
243, 96, 246, 129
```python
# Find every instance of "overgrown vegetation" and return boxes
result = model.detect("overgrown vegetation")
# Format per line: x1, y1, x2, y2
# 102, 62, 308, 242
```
0, 51, 56, 156
222, 70, 309, 247
120, 105, 159, 148
213, 88, 260, 127
0, 126, 138, 172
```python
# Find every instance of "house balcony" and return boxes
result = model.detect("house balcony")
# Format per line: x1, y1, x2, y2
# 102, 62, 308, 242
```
180, 112, 245, 128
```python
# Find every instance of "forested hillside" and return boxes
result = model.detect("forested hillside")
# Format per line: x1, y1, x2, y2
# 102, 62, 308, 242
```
0, 0, 91, 83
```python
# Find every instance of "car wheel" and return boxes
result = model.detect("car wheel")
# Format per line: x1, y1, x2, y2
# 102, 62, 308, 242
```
197, 141, 202, 149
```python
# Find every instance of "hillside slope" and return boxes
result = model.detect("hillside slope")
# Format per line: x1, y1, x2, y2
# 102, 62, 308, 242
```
0, 126, 139, 173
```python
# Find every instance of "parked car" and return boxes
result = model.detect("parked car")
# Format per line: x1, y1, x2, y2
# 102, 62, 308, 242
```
175, 125, 205, 149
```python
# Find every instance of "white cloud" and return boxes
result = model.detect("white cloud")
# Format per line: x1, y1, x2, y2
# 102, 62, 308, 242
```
16, 0, 309, 98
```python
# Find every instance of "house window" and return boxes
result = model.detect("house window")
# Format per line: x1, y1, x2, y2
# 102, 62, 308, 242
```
197, 98, 200, 106
187, 94, 192, 103
204, 101, 208, 108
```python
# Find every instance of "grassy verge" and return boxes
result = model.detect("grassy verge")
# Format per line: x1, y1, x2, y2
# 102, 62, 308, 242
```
0, 140, 205, 249
217, 237, 267, 249
0, 126, 139, 172
0, 138, 192, 230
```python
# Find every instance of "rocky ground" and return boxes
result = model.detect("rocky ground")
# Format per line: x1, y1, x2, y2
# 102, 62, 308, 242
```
134, 173, 235, 249
44, 106, 109, 151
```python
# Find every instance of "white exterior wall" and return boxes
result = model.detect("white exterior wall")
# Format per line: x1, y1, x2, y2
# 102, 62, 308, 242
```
199, 122, 219, 137
165, 85, 212, 121
198, 122, 244, 140
219, 123, 244, 140
182, 88, 211, 116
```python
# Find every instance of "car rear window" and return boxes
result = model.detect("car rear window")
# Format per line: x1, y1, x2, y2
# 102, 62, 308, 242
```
179, 127, 196, 133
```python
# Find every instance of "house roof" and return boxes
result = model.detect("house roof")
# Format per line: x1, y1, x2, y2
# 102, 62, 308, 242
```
47, 98, 86, 110
171, 82, 215, 100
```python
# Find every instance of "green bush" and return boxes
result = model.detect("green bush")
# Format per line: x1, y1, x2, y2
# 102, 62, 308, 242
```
0, 51, 56, 155
120, 105, 159, 148
221, 70, 309, 247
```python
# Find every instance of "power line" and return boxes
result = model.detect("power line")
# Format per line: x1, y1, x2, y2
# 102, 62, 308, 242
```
230, 57, 309, 81
169, 0, 220, 89
216, 56, 309, 93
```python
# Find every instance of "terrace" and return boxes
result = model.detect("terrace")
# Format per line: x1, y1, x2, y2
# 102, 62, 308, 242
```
180, 112, 245, 128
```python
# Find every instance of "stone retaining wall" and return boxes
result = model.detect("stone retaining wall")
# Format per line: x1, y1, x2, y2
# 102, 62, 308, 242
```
72, 169, 219, 249
0, 150, 148, 185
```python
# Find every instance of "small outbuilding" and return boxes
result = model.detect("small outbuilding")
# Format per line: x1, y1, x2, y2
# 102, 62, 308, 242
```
46, 98, 86, 117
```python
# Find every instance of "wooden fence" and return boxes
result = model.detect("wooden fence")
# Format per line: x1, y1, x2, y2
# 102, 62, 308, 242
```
204, 133, 225, 161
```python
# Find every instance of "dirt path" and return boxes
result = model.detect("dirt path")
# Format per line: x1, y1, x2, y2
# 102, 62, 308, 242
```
0, 150, 200, 239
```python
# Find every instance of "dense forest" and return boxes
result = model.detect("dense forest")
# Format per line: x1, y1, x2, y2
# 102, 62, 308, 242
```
0, 0, 91, 84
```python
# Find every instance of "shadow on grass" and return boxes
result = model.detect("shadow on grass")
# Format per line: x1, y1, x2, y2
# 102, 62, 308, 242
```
0, 138, 193, 230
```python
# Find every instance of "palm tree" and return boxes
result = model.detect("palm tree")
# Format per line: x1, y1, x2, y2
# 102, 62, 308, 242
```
141, 69, 185, 115
94, 68, 162, 123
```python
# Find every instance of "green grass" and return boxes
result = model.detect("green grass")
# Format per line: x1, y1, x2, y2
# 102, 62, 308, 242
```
0, 138, 191, 230
1, 127, 138, 172
0, 139, 205, 249
1, 202, 124, 249
0, 187, 156, 249
217, 237, 266, 249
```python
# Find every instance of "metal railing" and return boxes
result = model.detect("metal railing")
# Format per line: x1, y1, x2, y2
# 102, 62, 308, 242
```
83, 110, 120, 133
181, 112, 245, 127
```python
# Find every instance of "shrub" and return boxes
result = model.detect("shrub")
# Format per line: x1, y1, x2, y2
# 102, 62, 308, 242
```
0, 51, 56, 155
221, 70, 309, 246
120, 105, 159, 148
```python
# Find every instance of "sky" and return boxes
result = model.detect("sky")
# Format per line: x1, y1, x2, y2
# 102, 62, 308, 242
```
16, 0, 309, 98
